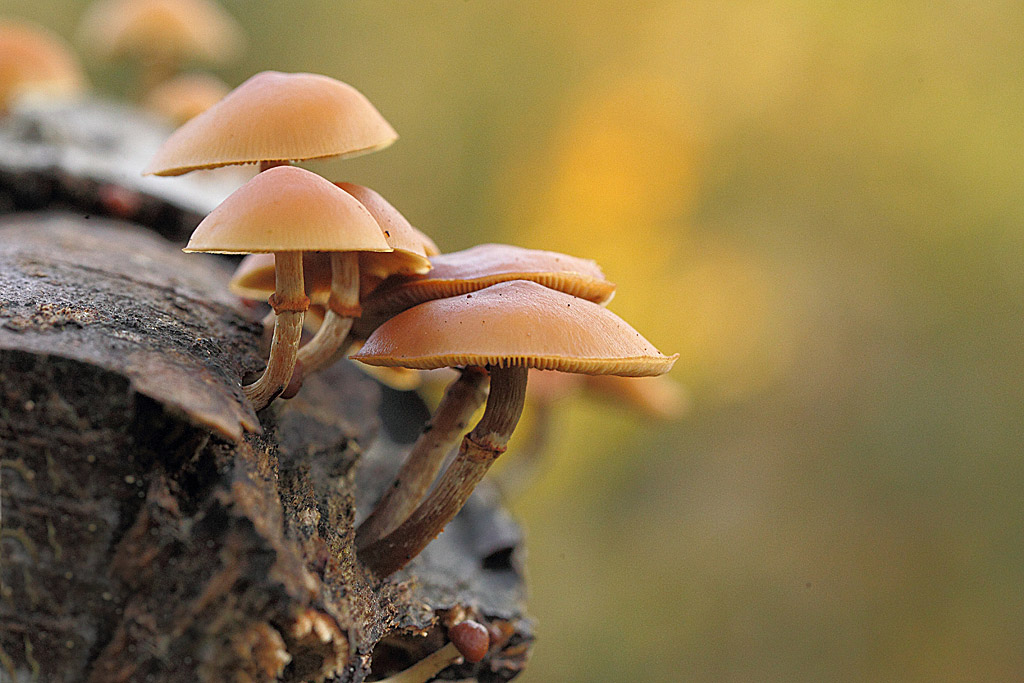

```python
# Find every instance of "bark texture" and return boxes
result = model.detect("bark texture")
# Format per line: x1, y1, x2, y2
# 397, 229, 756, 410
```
0, 213, 531, 683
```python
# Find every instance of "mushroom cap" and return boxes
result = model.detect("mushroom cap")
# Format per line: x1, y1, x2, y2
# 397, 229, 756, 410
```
335, 182, 435, 281
145, 71, 398, 176
0, 19, 85, 113
351, 280, 677, 376
144, 72, 230, 125
184, 166, 393, 254
363, 243, 615, 316
230, 252, 334, 302
582, 374, 689, 419
79, 0, 243, 64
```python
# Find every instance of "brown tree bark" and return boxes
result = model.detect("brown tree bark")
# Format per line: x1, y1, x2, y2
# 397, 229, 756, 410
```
0, 102, 531, 683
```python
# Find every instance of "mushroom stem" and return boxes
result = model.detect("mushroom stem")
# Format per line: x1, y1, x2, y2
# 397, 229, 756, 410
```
373, 642, 463, 683
296, 251, 359, 375
356, 367, 490, 549
244, 251, 307, 410
359, 365, 528, 577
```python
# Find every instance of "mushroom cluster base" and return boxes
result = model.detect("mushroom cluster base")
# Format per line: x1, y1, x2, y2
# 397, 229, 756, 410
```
0, 213, 531, 683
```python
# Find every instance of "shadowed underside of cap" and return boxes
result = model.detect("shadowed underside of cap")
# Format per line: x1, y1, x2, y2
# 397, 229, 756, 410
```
145, 72, 230, 124
352, 280, 676, 376
145, 71, 397, 176
229, 253, 333, 301
185, 166, 393, 254
364, 243, 616, 313
0, 20, 85, 112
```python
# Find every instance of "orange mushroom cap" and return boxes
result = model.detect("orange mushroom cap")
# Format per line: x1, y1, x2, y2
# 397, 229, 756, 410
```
0, 19, 85, 113
352, 280, 677, 376
582, 374, 689, 419
145, 71, 398, 176
184, 165, 392, 254
362, 243, 616, 318
79, 0, 243, 65
230, 252, 334, 303
335, 182, 435, 281
144, 72, 230, 125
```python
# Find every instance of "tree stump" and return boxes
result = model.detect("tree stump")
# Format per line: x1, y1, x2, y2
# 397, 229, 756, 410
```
0, 105, 532, 683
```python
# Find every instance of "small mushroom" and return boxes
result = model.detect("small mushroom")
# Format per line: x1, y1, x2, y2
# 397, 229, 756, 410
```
373, 620, 489, 683
353, 280, 677, 575
0, 19, 85, 114
184, 165, 390, 411
145, 70, 397, 177
144, 72, 230, 124
78, 0, 243, 94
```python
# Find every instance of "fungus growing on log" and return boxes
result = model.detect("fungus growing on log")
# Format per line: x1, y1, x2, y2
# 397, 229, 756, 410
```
184, 165, 390, 411
373, 620, 490, 683
353, 280, 677, 574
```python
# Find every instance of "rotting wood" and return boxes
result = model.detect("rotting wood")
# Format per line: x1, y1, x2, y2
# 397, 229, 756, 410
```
0, 213, 531, 682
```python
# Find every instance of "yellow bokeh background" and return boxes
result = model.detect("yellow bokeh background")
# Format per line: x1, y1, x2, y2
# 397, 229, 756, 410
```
10, 1, 1024, 680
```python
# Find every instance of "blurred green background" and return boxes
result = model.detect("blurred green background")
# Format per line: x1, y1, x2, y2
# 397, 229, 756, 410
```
9, 1, 1024, 680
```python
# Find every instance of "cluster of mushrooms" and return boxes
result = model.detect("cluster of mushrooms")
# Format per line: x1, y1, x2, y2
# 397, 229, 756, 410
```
143, 69, 677, 577
4, 4, 679, 678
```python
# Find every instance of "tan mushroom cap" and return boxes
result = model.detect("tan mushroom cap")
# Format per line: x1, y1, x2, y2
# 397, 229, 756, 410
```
230, 253, 334, 303
145, 71, 398, 176
0, 20, 85, 113
363, 243, 615, 317
582, 374, 688, 419
144, 72, 230, 125
335, 182, 435, 281
79, 0, 243, 64
185, 166, 392, 254
352, 280, 677, 376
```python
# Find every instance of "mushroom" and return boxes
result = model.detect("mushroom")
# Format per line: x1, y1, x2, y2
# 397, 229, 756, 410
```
145, 70, 397, 177
0, 19, 85, 114
373, 620, 489, 683
78, 0, 243, 94
353, 280, 677, 575
185, 165, 390, 411
294, 183, 436, 377
227, 183, 437, 382
356, 242, 615, 336
144, 72, 230, 124
353, 246, 617, 546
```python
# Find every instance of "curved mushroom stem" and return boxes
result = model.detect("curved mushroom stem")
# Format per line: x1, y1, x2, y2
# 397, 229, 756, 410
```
296, 251, 359, 375
356, 367, 490, 549
359, 365, 528, 577
373, 643, 463, 683
244, 251, 307, 411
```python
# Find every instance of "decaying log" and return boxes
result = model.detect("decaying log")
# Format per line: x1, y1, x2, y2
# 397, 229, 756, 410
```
0, 98, 243, 244
0, 213, 531, 682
